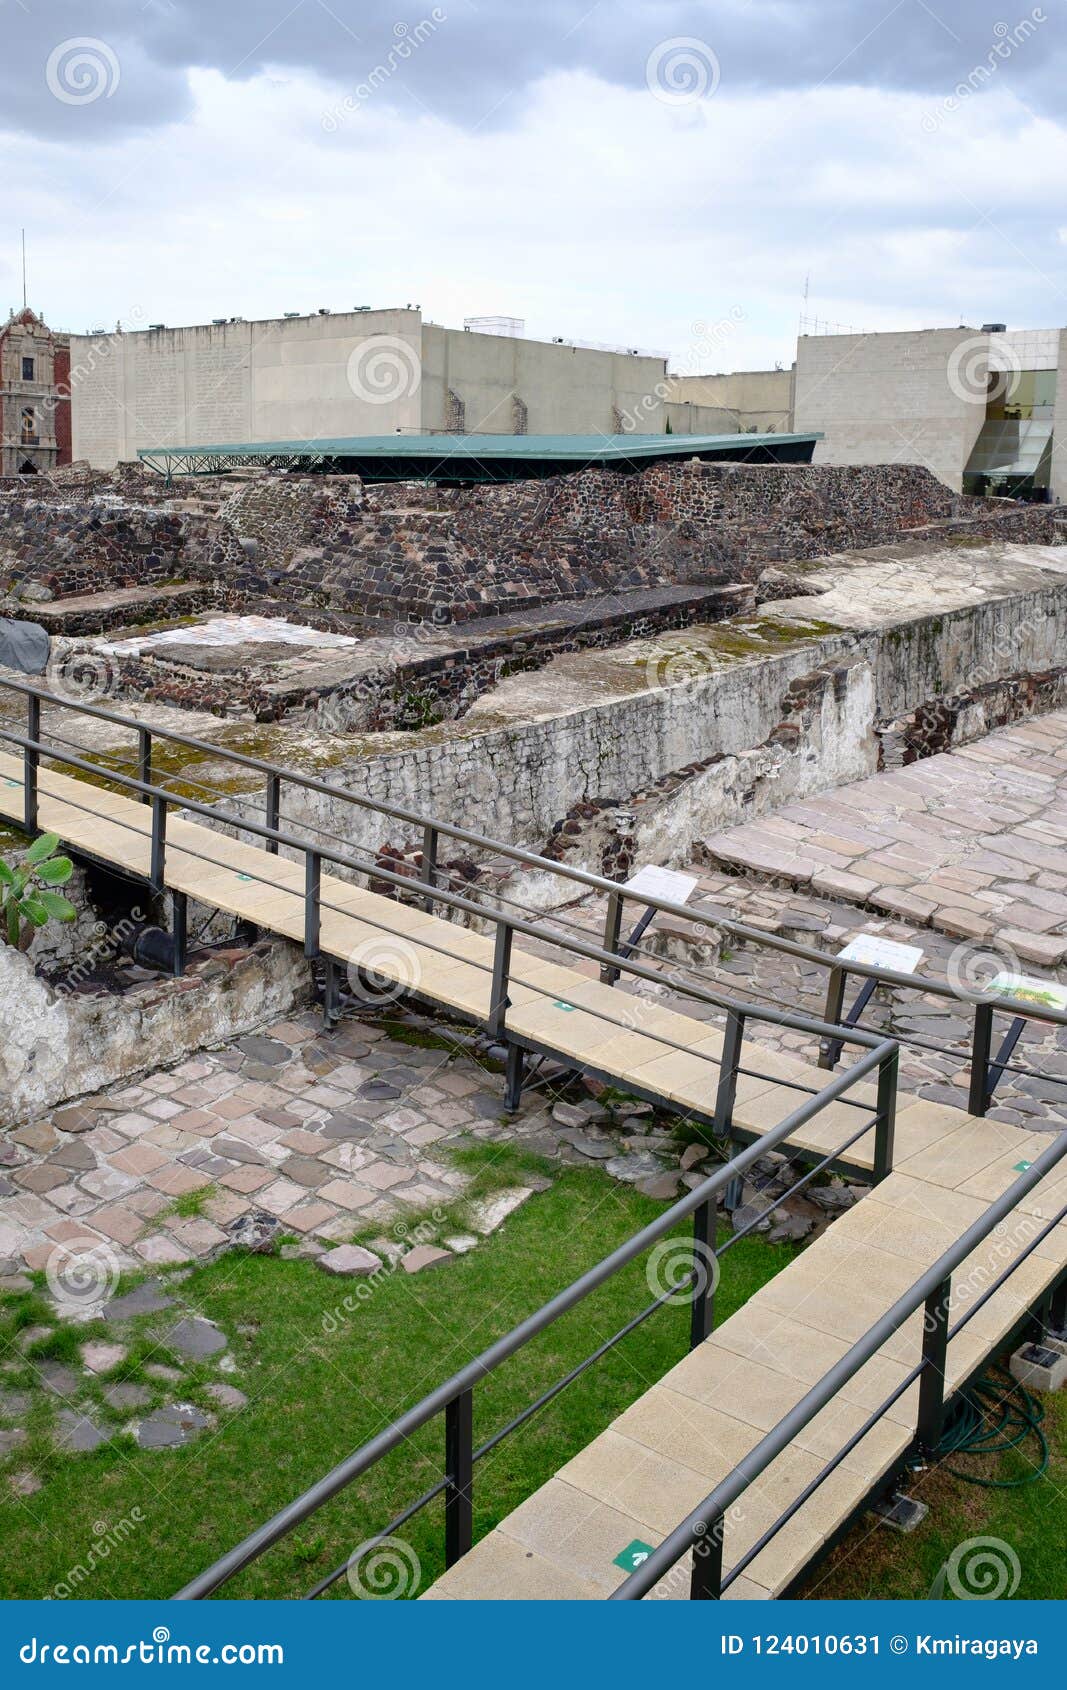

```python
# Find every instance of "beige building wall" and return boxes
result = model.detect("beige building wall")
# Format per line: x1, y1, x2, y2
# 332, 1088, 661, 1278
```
71, 309, 422, 466
72, 311, 671, 466
665, 368, 793, 433
792, 327, 990, 492
662, 400, 738, 435
1049, 328, 1067, 503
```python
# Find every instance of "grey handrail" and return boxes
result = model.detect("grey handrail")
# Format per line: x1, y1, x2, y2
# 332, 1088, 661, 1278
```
0, 715, 891, 1052
172, 1038, 895, 1599
611, 1125, 1067, 1598
2, 678, 1064, 1029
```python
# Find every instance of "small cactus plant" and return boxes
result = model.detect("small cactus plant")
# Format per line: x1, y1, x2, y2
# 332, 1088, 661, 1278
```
0, 832, 77, 950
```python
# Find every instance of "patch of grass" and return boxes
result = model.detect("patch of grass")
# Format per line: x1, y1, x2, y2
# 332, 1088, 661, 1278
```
0, 1165, 796, 1600
800, 1387, 1067, 1601
158, 1184, 218, 1222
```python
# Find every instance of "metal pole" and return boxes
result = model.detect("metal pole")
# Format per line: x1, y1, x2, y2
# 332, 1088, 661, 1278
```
917, 1277, 951, 1450
600, 889, 624, 985
818, 965, 846, 1069
170, 891, 187, 977
304, 852, 321, 958
444, 1388, 474, 1566
503, 1045, 525, 1114
23, 693, 39, 833
689, 1514, 724, 1599
716, 1010, 745, 1210
419, 824, 438, 913
488, 922, 513, 1041
873, 1044, 898, 1184
969, 1002, 994, 1116
136, 727, 152, 805
689, 1199, 715, 1349
149, 795, 167, 892
265, 773, 280, 855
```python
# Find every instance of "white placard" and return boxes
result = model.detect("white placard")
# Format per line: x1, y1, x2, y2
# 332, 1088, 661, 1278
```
988, 972, 1067, 1013
623, 865, 699, 906
838, 934, 924, 974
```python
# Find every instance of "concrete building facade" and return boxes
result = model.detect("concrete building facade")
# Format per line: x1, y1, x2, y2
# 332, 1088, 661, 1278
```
664, 366, 795, 435
0, 307, 71, 476
793, 325, 1066, 500
71, 309, 734, 468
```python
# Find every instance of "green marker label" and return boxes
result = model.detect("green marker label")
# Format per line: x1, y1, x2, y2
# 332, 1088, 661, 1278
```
1013, 1160, 1032, 1172
553, 1001, 575, 1012
613, 1539, 654, 1572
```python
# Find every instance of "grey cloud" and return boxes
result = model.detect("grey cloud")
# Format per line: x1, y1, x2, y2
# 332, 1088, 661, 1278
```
3, 0, 1064, 142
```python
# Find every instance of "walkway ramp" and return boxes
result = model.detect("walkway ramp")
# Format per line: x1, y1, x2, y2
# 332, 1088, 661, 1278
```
423, 1120, 1067, 1599
0, 749, 903, 1171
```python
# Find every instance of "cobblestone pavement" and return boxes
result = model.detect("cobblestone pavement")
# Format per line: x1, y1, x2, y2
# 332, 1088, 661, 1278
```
550, 869, 1067, 1133
0, 1010, 578, 1282
700, 711, 1067, 967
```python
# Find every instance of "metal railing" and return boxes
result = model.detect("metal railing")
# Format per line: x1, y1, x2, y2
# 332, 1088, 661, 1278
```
1, 678, 1064, 1120
0, 681, 897, 1172
172, 1039, 897, 1599
612, 1128, 1067, 1600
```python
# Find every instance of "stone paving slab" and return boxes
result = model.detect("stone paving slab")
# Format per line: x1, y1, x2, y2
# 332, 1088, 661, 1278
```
700, 711, 1067, 965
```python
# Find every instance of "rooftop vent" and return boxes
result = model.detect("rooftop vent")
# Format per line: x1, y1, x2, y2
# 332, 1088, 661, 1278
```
982, 322, 1008, 333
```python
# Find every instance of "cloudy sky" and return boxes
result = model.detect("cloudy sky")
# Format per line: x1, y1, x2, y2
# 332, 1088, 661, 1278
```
3, 0, 1065, 369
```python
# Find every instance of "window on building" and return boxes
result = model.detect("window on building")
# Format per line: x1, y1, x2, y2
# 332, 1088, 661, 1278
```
22, 356, 35, 381
20, 406, 38, 444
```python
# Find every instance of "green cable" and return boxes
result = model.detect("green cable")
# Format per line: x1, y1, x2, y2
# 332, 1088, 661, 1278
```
935, 1366, 1049, 1487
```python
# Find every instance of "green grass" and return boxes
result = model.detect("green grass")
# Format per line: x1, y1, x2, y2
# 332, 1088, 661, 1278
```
0, 1165, 796, 1601
800, 1388, 1067, 1601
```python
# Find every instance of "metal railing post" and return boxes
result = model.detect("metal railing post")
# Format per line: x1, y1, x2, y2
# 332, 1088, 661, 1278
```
419, 824, 438, 913
818, 965, 846, 1069
873, 1044, 898, 1184
689, 1198, 715, 1349
304, 851, 321, 958
171, 890, 187, 977
689, 1513, 724, 1599
265, 772, 280, 855
149, 795, 167, 892
444, 1388, 474, 1567
715, 1010, 745, 1211
23, 693, 39, 833
917, 1276, 951, 1450
137, 726, 152, 805
968, 1002, 994, 1117
488, 921, 513, 1041
600, 889, 624, 985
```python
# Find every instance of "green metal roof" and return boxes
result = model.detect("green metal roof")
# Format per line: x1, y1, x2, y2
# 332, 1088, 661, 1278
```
138, 431, 822, 484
